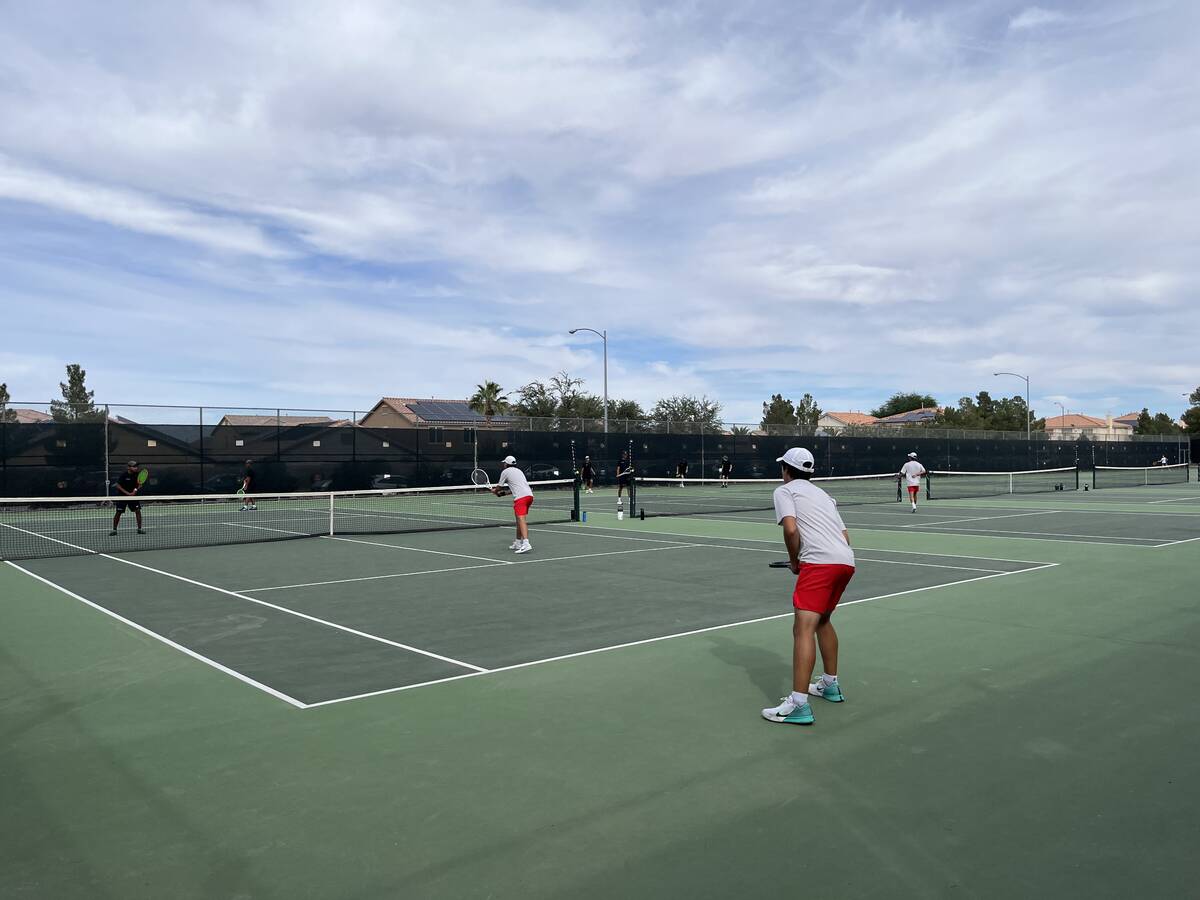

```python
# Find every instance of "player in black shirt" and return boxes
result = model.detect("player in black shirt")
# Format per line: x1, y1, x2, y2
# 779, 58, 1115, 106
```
240, 460, 258, 511
110, 460, 145, 536
615, 451, 632, 510
676, 458, 689, 487
720, 456, 732, 487
580, 456, 596, 494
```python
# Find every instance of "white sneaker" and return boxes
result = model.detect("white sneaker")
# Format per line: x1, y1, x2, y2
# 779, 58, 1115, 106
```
514, 542, 532, 554
761, 696, 813, 724
509, 540, 521, 550
240, 505, 249, 511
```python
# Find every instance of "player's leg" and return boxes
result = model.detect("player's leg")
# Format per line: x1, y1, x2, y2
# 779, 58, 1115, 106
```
809, 615, 844, 702
514, 514, 531, 553
110, 505, 122, 534
792, 611, 820, 694
133, 505, 145, 534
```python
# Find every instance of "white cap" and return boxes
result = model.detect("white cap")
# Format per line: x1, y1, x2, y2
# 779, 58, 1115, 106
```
502, 455, 517, 465
776, 447, 815, 472
908, 451, 918, 458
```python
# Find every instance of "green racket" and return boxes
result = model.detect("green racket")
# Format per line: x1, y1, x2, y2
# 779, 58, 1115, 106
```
136, 468, 149, 487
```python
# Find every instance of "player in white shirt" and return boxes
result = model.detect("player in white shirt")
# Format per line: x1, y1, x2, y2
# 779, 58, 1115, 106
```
899, 451, 927, 512
493, 455, 535, 554
762, 447, 856, 726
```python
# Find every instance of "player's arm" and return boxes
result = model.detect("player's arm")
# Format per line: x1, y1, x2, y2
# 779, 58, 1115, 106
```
843, 529, 851, 546
780, 516, 802, 573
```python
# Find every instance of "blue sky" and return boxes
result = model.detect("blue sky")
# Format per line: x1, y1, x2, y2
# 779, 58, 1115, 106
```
1, 0, 1197, 424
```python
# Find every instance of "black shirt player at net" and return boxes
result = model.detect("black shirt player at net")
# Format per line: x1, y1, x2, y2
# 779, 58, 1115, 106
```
676, 458, 689, 486
110, 460, 146, 536
720, 456, 732, 487
241, 460, 258, 511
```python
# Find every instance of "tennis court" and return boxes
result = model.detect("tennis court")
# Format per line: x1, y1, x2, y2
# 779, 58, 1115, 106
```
4, 466, 1199, 897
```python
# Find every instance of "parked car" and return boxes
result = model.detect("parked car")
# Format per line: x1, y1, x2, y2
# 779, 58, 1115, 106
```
528, 463, 561, 481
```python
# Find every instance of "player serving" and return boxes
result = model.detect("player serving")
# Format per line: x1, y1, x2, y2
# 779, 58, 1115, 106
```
719, 455, 732, 488
493, 455, 535, 554
580, 455, 596, 494
762, 447, 855, 726
899, 451, 927, 512
110, 460, 147, 537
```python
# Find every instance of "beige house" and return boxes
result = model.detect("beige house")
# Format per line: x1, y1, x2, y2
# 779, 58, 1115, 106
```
1045, 414, 1134, 441
359, 398, 515, 428
214, 415, 346, 427
817, 411, 879, 431
9, 408, 53, 423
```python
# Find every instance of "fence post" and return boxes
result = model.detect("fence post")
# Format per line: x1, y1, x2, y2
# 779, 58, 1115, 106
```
199, 406, 205, 493
103, 405, 110, 498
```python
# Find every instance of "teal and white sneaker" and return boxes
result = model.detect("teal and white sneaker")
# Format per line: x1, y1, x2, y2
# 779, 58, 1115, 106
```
808, 678, 844, 702
761, 696, 814, 725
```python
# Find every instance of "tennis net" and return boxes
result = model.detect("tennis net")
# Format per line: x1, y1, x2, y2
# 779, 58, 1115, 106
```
632, 474, 901, 519
1092, 463, 1190, 489
0, 480, 580, 561
926, 467, 1079, 499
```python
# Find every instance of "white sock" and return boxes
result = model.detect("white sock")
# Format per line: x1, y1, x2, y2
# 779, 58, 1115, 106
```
789, 691, 808, 706
822, 674, 837, 685
521, 539, 530, 547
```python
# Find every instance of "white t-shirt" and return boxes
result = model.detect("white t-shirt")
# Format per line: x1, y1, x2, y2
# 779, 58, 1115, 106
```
497, 466, 533, 500
772, 479, 855, 567
899, 460, 927, 487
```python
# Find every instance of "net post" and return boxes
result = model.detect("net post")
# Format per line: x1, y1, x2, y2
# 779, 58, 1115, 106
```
629, 476, 637, 518
328, 492, 335, 536
571, 476, 581, 522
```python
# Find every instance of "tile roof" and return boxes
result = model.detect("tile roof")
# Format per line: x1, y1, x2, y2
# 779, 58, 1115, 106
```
822, 411, 879, 426
1045, 414, 1132, 429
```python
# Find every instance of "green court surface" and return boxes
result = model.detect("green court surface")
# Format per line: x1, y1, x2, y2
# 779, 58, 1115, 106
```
3, 478, 1200, 897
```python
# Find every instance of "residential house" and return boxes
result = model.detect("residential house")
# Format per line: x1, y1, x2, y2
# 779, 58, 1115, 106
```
1045, 414, 1133, 441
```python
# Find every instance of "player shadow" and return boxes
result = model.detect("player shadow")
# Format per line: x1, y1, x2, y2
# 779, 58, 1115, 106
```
705, 633, 788, 698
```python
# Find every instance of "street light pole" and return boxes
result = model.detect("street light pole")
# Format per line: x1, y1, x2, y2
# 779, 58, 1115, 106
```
993, 372, 1031, 441
569, 327, 608, 433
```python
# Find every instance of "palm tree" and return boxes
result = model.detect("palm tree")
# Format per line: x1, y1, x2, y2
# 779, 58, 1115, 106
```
729, 425, 752, 435
469, 381, 509, 423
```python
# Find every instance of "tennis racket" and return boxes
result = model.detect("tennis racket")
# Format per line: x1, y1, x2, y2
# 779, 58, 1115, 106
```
769, 560, 794, 569
137, 468, 149, 488
471, 468, 492, 488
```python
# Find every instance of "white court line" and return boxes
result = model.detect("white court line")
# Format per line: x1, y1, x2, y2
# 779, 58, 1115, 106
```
1149, 496, 1200, 505
324, 535, 510, 564
896, 510, 1061, 528
240, 543, 705, 593
558, 523, 1052, 565
0, 521, 98, 554
1154, 536, 1200, 548
98, 554, 488, 673
621, 512, 1163, 547
5, 560, 307, 709
304, 562, 1059, 708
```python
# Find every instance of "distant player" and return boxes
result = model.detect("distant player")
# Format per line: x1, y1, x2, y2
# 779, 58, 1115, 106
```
493, 455, 534, 554
1158, 455, 1169, 466
719, 456, 733, 488
110, 460, 146, 537
580, 456, 596, 494
676, 458, 689, 487
899, 452, 926, 512
762, 447, 855, 726
615, 451, 632, 511
240, 459, 258, 511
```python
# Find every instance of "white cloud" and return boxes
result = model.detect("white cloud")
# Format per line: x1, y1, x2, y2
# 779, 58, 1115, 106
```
1009, 7, 1069, 31
1, 0, 1198, 423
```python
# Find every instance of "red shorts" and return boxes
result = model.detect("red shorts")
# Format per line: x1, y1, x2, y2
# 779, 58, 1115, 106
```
792, 564, 856, 615
907, 484, 920, 496
513, 495, 534, 516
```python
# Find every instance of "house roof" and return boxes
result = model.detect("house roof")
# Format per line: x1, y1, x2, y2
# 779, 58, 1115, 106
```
369, 398, 517, 425
876, 406, 939, 425
822, 411, 879, 426
1045, 414, 1132, 430
216, 415, 338, 426
10, 408, 52, 423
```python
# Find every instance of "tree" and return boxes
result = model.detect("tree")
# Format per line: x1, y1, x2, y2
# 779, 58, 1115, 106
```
795, 393, 822, 432
608, 399, 646, 422
729, 425, 752, 435
468, 381, 509, 419
650, 395, 723, 433
0, 382, 15, 423
937, 391, 1041, 432
49, 364, 103, 422
760, 394, 796, 429
1134, 408, 1182, 435
871, 392, 938, 419
511, 381, 557, 418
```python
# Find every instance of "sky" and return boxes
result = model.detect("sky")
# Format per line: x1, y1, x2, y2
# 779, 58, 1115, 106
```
1, 0, 1197, 425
